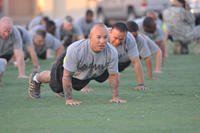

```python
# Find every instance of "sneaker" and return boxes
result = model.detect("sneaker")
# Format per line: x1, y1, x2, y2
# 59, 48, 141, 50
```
55, 92, 65, 98
28, 71, 41, 98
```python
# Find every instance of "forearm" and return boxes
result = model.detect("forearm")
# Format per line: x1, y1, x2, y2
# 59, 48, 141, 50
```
28, 48, 39, 69
144, 57, 153, 79
132, 58, 144, 84
62, 70, 73, 100
56, 45, 64, 59
14, 49, 25, 76
108, 73, 119, 99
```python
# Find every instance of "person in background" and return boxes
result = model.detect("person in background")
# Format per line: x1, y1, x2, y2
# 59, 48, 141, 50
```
127, 20, 163, 77
163, 0, 200, 54
29, 25, 64, 60
74, 9, 97, 38
109, 22, 149, 90
142, 17, 165, 64
55, 16, 84, 48
0, 16, 27, 78
27, 15, 49, 30
16, 26, 40, 70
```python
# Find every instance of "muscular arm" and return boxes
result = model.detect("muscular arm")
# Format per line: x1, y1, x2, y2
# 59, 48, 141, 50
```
14, 48, 26, 78
55, 44, 64, 59
108, 73, 119, 99
144, 56, 155, 80
108, 73, 126, 103
62, 69, 73, 100
131, 57, 144, 84
27, 46, 40, 70
62, 69, 81, 105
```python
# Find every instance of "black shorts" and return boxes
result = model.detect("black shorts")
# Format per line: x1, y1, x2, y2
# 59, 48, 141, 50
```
50, 67, 109, 93
37, 51, 47, 59
0, 54, 13, 62
118, 61, 131, 72
49, 52, 109, 93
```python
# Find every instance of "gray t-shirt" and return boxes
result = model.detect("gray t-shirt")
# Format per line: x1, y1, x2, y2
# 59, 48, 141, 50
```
144, 34, 159, 54
116, 32, 139, 63
55, 19, 82, 40
135, 34, 151, 58
15, 26, 33, 48
27, 16, 43, 30
0, 26, 23, 56
63, 39, 118, 80
74, 17, 97, 38
135, 17, 164, 42
29, 25, 61, 55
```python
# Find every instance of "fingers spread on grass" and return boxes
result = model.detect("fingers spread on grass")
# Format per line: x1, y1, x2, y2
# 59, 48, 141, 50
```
80, 87, 95, 93
65, 99, 82, 106
110, 98, 127, 104
134, 86, 150, 91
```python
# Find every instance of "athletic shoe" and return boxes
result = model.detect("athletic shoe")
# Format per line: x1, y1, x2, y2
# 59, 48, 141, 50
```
28, 71, 41, 98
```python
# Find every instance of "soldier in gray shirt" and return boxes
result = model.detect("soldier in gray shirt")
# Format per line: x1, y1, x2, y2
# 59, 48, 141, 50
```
74, 9, 97, 38
127, 21, 163, 80
0, 17, 27, 78
109, 22, 148, 90
29, 25, 64, 59
163, 0, 200, 54
28, 23, 126, 105
16, 26, 40, 70
55, 16, 84, 48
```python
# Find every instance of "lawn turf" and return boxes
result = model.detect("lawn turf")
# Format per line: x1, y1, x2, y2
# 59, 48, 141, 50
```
0, 45, 200, 133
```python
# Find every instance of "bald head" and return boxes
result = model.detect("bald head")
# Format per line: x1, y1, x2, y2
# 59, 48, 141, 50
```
0, 16, 13, 27
89, 23, 108, 37
89, 23, 109, 53
0, 16, 13, 39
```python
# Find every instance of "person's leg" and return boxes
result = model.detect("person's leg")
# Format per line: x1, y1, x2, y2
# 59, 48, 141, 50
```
194, 42, 200, 54
173, 41, 182, 55
180, 43, 189, 54
28, 70, 50, 98
0, 58, 7, 82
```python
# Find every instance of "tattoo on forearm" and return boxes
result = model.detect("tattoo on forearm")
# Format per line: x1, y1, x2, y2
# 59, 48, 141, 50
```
62, 71, 74, 100
109, 74, 119, 98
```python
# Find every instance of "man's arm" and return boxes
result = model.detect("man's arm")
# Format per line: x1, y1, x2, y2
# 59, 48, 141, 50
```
144, 57, 155, 80
131, 57, 149, 90
108, 73, 126, 103
27, 46, 40, 70
55, 44, 64, 59
62, 69, 81, 105
14, 49, 27, 78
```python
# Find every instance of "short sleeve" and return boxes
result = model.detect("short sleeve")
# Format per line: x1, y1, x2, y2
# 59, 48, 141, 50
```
63, 45, 78, 72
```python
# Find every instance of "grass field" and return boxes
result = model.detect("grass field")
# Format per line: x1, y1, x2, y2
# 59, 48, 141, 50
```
0, 44, 200, 133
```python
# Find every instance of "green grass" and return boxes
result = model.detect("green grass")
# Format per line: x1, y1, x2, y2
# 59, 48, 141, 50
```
0, 44, 200, 133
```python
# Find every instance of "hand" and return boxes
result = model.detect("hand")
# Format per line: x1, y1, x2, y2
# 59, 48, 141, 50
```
134, 85, 149, 90
153, 70, 163, 74
80, 87, 95, 93
110, 97, 127, 104
33, 65, 40, 71
65, 99, 82, 106
148, 76, 156, 80
18, 75, 29, 79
